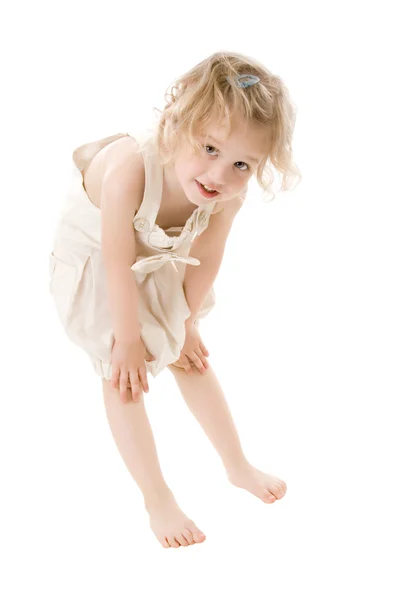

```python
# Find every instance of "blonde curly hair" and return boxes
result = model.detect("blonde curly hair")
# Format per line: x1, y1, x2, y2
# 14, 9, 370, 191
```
152, 51, 302, 202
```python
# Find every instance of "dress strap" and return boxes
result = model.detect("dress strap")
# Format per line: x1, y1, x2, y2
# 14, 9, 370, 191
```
72, 133, 128, 173
126, 130, 163, 233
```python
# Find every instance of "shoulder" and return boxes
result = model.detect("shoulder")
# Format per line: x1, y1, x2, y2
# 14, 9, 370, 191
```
82, 134, 146, 213
101, 135, 144, 181
79, 134, 145, 188
99, 135, 146, 205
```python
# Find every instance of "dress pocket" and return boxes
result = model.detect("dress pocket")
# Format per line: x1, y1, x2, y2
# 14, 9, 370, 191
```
49, 251, 89, 329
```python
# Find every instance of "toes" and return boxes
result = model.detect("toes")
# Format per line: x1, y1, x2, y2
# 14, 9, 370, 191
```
270, 485, 283, 499
277, 479, 287, 493
263, 490, 277, 502
175, 533, 190, 547
182, 528, 195, 545
166, 536, 181, 548
268, 481, 287, 499
192, 529, 206, 543
185, 522, 206, 543
162, 527, 205, 548
279, 482, 287, 495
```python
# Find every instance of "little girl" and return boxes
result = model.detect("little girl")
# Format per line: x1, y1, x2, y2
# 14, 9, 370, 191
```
48, 50, 301, 549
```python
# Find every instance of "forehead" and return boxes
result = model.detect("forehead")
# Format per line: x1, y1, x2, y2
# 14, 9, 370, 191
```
200, 114, 270, 160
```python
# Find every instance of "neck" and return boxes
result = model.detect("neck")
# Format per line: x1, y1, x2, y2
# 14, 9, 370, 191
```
162, 163, 192, 209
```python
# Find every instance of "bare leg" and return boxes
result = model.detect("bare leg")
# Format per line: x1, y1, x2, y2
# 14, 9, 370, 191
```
102, 379, 206, 547
168, 364, 287, 503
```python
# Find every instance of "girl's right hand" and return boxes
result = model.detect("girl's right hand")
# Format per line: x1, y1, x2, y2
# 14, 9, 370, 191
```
110, 338, 155, 403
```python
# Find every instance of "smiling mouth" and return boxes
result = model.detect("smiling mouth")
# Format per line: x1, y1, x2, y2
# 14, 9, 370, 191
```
199, 182, 217, 192
196, 180, 220, 196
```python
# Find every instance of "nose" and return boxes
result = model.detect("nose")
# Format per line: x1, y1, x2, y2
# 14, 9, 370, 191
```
207, 163, 229, 189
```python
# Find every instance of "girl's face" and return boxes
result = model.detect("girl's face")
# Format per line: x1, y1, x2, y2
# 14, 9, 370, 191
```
172, 113, 270, 206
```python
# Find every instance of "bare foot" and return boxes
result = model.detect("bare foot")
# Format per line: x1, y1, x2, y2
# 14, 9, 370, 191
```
226, 463, 287, 503
145, 490, 206, 548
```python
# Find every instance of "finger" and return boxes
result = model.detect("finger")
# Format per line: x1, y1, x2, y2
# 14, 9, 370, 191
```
111, 365, 120, 389
129, 372, 142, 402
119, 372, 129, 403
200, 344, 209, 357
200, 353, 209, 370
180, 356, 193, 374
138, 366, 149, 393
197, 348, 209, 369
191, 352, 207, 374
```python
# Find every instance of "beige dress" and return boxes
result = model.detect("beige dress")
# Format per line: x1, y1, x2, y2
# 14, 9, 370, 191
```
48, 129, 217, 380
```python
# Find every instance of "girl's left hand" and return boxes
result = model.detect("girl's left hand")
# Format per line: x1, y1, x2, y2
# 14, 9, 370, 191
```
173, 322, 210, 374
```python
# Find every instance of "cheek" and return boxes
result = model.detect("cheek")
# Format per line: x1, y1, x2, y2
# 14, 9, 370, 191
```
175, 162, 201, 188
232, 174, 250, 193
187, 159, 205, 179
174, 159, 190, 180
238, 170, 251, 184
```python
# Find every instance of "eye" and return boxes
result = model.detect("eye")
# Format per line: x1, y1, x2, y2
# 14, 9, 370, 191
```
204, 145, 250, 171
205, 145, 218, 155
235, 161, 249, 171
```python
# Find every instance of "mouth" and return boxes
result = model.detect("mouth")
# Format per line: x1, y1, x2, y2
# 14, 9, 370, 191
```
195, 180, 220, 198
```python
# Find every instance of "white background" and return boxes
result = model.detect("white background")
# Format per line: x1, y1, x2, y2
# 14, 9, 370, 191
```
2, 0, 397, 598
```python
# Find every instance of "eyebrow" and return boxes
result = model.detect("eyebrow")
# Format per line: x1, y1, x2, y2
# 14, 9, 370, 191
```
206, 135, 260, 164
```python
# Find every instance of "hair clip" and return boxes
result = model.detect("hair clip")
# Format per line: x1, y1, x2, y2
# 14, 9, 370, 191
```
226, 74, 260, 88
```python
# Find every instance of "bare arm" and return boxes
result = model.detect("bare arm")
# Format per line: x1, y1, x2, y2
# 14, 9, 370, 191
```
100, 137, 145, 343
183, 193, 245, 326
183, 251, 224, 327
